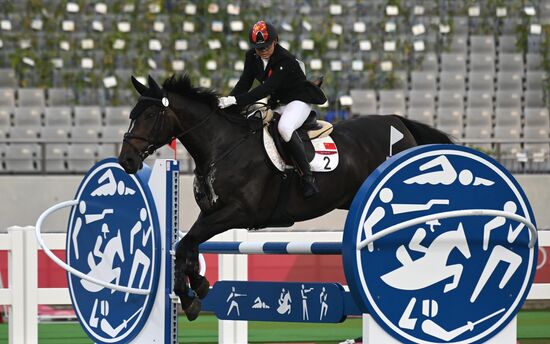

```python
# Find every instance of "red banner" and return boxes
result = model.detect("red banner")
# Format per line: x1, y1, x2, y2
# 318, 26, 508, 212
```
535, 245, 550, 283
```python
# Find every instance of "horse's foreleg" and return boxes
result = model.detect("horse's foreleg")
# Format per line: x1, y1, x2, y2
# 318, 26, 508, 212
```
112, 267, 121, 294
175, 232, 208, 297
175, 205, 248, 321
173, 234, 201, 321
443, 264, 463, 293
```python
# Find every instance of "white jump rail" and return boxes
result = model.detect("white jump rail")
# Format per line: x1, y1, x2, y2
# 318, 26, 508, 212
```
358, 209, 538, 250
0, 227, 548, 344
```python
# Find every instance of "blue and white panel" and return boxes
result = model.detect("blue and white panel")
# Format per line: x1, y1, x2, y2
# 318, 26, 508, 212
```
343, 144, 538, 344
66, 158, 161, 344
203, 281, 346, 323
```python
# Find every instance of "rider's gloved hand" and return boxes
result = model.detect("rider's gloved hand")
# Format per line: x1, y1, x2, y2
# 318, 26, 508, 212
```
218, 96, 236, 109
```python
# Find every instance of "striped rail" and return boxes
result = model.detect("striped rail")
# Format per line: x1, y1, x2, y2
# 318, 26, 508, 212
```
199, 241, 342, 255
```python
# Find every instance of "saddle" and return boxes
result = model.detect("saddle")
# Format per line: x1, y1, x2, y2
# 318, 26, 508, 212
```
248, 106, 339, 173
263, 108, 333, 139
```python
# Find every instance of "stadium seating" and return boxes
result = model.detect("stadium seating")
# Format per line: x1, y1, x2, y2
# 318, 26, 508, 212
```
45, 144, 68, 173
47, 88, 76, 106
408, 107, 434, 126
0, 88, 15, 107
0, 0, 547, 174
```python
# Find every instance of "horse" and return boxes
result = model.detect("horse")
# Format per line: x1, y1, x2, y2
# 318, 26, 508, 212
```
118, 74, 454, 320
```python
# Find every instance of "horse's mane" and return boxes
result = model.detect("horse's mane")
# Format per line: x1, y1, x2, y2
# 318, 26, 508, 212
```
162, 74, 219, 108
162, 74, 250, 126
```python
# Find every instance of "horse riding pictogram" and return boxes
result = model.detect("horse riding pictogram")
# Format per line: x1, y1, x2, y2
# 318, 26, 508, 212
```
381, 224, 471, 293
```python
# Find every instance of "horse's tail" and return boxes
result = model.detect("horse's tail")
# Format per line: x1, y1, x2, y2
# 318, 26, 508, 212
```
394, 115, 455, 145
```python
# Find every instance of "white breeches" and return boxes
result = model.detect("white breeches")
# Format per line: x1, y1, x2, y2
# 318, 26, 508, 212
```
275, 100, 312, 142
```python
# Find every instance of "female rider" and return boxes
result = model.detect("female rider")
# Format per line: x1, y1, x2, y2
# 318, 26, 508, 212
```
218, 20, 327, 198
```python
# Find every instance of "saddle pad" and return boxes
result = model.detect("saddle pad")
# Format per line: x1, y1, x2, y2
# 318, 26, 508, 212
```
309, 136, 339, 171
263, 127, 339, 173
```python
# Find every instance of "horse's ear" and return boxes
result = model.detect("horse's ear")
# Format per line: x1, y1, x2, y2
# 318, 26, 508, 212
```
131, 76, 149, 95
147, 75, 163, 97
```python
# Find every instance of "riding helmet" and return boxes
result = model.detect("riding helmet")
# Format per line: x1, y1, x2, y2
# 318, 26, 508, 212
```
249, 21, 278, 49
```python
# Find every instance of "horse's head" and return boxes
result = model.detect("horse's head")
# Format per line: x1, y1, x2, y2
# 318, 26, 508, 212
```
119, 75, 177, 174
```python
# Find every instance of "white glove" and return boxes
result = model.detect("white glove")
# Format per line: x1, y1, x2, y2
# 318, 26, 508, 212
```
218, 96, 237, 109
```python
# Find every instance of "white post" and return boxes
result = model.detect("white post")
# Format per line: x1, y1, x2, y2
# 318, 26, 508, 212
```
362, 313, 401, 344
7, 227, 27, 344
22, 227, 38, 344
486, 316, 517, 344
132, 159, 179, 343
218, 228, 248, 344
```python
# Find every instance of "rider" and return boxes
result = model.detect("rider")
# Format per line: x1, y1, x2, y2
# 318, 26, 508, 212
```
218, 20, 327, 198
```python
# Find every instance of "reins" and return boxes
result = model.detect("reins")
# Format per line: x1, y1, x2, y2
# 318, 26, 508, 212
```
125, 95, 267, 170
173, 107, 215, 139
207, 129, 256, 170
139, 95, 217, 138
123, 95, 215, 160
206, 102, 269, 169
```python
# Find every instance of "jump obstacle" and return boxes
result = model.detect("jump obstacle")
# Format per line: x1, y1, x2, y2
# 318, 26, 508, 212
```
36, 159, 180, 344
34, 144, 540, 344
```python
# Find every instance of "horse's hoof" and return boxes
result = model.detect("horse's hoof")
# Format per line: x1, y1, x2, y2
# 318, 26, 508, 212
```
184, 297, 202, 321
192, 276, 210, 299
178, 296, 192, 310
174, 286, 196, 310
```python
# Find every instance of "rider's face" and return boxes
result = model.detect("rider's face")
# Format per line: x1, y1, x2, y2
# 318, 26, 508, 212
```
255, 41, 275, 59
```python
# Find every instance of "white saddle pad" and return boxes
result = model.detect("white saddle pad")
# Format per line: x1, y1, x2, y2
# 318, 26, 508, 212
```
263, 127, 339, 172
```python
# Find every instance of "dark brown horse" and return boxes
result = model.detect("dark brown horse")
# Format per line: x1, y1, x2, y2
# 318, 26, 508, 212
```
118, 74, 453, 320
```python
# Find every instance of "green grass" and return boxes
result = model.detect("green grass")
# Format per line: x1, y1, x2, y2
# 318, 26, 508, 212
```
248, 317, 362, 343
0, 311, 548, 343
518, 311, 550, 340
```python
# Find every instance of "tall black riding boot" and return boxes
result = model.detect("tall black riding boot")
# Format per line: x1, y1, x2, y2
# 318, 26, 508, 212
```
285, 132, 319, 198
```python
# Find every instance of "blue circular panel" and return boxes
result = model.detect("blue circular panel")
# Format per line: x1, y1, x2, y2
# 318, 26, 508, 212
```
66, 158, 160, 344
343, 145, 538, 344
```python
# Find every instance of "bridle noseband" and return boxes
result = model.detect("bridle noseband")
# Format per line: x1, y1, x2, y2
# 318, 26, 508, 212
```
123, 95, 214, 161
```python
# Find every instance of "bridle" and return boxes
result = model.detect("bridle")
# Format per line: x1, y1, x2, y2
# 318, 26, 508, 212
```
124, 95, 265, 173
123, 95, 214, 161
